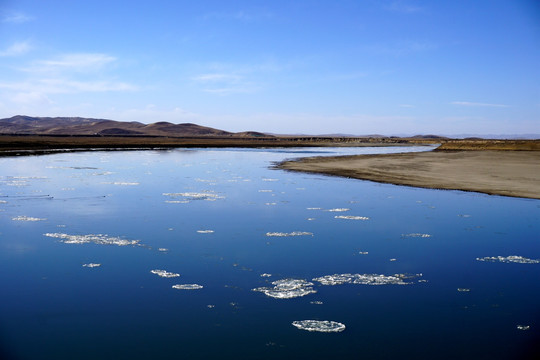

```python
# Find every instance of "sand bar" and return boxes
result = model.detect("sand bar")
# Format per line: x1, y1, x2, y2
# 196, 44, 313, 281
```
278, 150, 540, 200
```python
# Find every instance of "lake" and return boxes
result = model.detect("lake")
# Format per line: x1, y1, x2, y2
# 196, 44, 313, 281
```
1, 146, 539, 359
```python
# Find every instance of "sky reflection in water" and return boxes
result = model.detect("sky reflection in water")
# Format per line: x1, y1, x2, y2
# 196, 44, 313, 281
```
0, 146, 539, 360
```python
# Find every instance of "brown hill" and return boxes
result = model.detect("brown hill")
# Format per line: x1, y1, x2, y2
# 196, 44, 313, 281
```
0, 115, 237, 137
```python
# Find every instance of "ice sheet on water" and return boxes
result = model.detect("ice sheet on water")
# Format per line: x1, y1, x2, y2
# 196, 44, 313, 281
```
326, 208, 350, 212
162, 192, 224, 201
266, 232, 313, 237
334, 215, 369, 220
172, 284, 203, 290
457, 288, 470, 292
292, 320, 345, 333
253, 279, 316, 299
402, 233, 432, 238
197, 230, 214, 234
312, 273, 422, 286
82, 263, 101, 268
151, 269, 180, 278
101, 182, 140, 186
12, 216, 46, 221
517, 325, 530, 330
476, 256, 539, 264
44, 233, 141, 246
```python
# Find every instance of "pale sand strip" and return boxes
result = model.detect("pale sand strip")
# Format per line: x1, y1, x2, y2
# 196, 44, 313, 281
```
278, 151, 540, 200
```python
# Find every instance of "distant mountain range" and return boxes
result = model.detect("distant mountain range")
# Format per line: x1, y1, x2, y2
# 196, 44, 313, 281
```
0, 115, 268, 137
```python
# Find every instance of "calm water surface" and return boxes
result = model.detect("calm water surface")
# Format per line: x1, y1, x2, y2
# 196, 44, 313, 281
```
1, 147, 539, 359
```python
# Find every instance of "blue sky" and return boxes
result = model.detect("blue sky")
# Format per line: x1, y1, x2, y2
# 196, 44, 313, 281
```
1, 0, 539, 135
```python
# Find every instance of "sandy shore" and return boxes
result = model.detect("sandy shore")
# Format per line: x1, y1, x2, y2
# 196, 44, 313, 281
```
278, 150, 540, 199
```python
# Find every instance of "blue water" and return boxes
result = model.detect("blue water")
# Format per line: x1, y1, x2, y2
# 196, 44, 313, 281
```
1, 147, 539, 360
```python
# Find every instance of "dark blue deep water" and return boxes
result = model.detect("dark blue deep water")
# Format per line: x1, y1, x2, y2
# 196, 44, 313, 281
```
1, 147, 539, 359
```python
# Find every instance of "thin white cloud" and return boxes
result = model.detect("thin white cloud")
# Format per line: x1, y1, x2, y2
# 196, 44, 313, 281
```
2, 12, 34, 23
192, 73, 243, 83
363, 40, 436, 56
0, 78, 137, 94
0, 41, 32, 57
202, 10, 273, 22
385, 1, 423, 14
23, 53, 117, 73
451, 101, 509, 108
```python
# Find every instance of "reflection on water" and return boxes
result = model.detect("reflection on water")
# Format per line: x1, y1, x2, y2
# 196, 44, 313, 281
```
0, 145, 539, 360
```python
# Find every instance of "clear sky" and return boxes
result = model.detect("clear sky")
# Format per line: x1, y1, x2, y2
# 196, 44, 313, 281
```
1, 0, 539, 135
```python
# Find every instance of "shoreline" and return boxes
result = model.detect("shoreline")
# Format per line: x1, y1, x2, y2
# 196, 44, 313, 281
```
277, 150, 540, 200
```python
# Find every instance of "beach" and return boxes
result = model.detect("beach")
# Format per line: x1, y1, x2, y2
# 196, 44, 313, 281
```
278, 150, 540, 200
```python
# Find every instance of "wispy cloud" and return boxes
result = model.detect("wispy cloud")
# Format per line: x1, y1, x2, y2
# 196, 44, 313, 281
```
190, 61, 282, 95
0, 52, 136, 107
451, 101, 510, 108
0, 41, 32, 57
363, 40, 436, 56
384, 1, 423, 14
23, 53, 117, 73
202, 10, 273, 22
2, 11, 34, 23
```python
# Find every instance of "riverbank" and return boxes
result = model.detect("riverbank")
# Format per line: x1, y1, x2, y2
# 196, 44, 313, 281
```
278, 149, 540, 200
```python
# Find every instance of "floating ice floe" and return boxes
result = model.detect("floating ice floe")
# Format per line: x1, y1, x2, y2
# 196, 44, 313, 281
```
358, 251, 369, 255
310, 301, 323, 305
457, 288, 470, 292
334, 215, 369, 220
307, 207, 322, 210
260, 273, 272, 278
402, 233, 432, 238
327, 208, 350, 212
197, 230, 214, 234
476, 256, 539, 264
292, 320, 345, 333
266, 232, 313, 237
517, 325, 530, 330
307, 218, 315, 221
253, 279, 317, 299
172, 284, 203, 290
162, 192, 224, 201
151, 269, 180, 278
258, 190, 273, 193
12, 216, 46, 221
389, 258, 397, 262
158, 248, 168, 252
313, 273, 422, 286
164, 200, 190, 204
82, 263, 101, 268
265, 202, 277, 206
262, 178, 279, 182
44, 233, 140, 246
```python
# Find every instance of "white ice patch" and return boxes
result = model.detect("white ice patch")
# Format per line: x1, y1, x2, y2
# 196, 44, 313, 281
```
162, 192, 224, 201
326, 208, 350, 212
258, 190, 273, 193
102, 182, 139, 186
197, 230, 214, 234
292, 320, 345, 333
476, 256, 539, 264
334, 215, 369, 220
517, 325, 530, 330
12, 216, 46, 221
457, 288, 470, 292
151, 269, 180, 278
402, 233, 432, 238
253, 279, 316, 299
266, 232, 313, 237
313, 273, 421, 286
172, 284, 203, 290
82, 263, 101, 268
44, 233, 140, 246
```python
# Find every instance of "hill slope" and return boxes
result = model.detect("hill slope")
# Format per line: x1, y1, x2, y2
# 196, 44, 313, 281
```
0, 115, 241, 137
